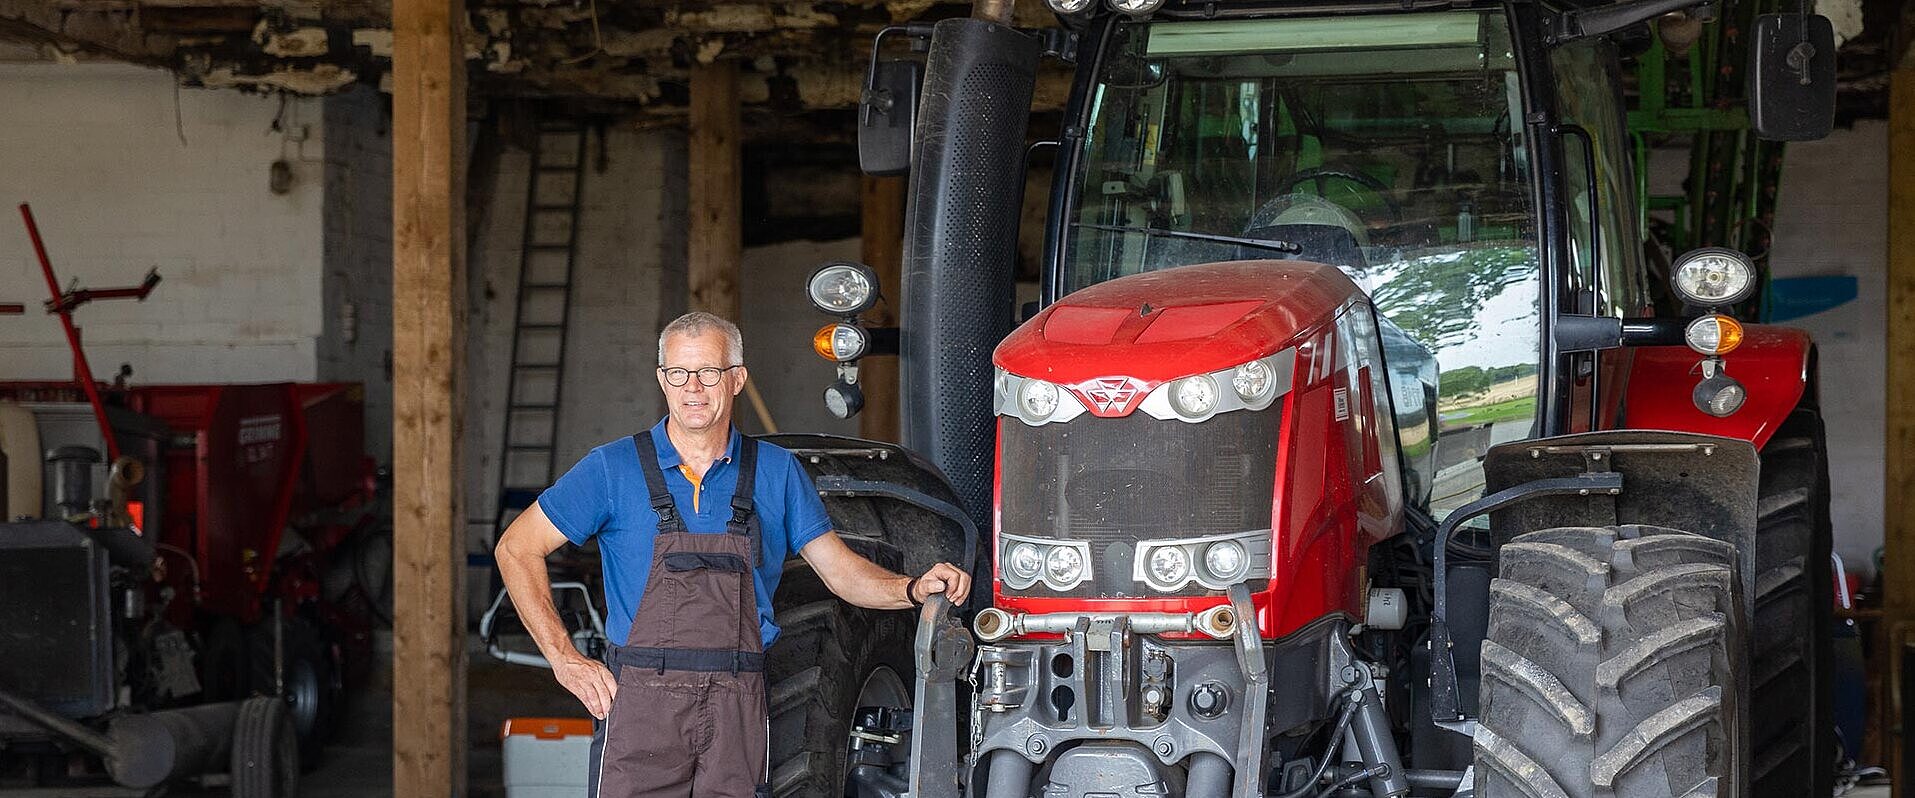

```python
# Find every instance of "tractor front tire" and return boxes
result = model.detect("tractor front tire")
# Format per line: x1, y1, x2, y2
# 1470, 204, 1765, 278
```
1474, 525, 1744, 798
766, 568, 915, 798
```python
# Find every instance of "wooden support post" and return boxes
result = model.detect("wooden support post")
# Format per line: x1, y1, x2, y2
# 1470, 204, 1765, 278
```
689, 60, 743, 321
391, 0, 467, 791
1889, 63, 1915, 796
859, 175, 906, 442
686, 60, 777, 431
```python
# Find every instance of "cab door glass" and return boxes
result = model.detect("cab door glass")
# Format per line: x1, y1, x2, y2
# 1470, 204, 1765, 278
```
1560, 128, 1599, 313
1550, 38, 1647, 317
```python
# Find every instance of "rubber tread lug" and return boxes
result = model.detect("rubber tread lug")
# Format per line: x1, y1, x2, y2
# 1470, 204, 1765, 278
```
1590, 687, 1723, 788
1614, 534, 1734, 563
1501, 541, 1611, 577
1756, 487, 1810, 521
769, 664, 823, 718
1678, 777, 1721, 798
1602, 563, 1730, 610
1596, 615, 1724, 689
1471, 726, 1571, 798
1489, 578, 1600, 646
1754, 563, 1805, 602
1482, 640, 1594, 736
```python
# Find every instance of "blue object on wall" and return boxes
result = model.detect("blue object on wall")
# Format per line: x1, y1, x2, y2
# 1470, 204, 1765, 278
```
1766, 275, 1858, 322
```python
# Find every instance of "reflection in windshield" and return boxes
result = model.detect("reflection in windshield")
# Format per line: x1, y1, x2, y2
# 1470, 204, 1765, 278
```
1061, 10, 1543, 517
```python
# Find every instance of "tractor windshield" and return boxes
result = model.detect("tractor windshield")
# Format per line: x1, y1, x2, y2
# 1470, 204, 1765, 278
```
1061, 10, 1544, 516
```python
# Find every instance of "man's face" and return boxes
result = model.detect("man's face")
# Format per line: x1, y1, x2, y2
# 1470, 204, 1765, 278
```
657, 329, 746, 434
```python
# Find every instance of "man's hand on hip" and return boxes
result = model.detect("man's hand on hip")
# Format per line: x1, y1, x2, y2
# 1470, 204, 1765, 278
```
554, 651, 620, 720
910, 562, 972, 606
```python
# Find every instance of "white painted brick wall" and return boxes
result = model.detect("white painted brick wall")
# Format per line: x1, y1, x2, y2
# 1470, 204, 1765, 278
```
320, 87, 394, 462
1769, 121, 1888, 577
0, 64, 325, 383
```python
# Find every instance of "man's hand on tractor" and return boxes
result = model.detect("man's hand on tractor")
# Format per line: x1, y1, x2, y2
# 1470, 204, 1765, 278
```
909, 562, 972, 606
553, 650, 620, 720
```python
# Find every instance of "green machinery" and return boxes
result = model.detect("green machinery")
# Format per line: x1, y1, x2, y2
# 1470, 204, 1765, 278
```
1631, 0, 1799, 316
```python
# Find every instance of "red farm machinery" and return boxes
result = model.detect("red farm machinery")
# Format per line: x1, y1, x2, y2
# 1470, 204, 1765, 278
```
0, 205, 385, 796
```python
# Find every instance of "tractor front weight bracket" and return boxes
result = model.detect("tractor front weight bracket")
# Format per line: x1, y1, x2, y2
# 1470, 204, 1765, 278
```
1226, 585, 1268, 798
908, 594, 974, 798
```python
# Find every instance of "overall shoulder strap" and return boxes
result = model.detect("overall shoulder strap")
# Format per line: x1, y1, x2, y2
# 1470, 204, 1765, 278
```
633, 431, 684, 531
728, 435, 761, 563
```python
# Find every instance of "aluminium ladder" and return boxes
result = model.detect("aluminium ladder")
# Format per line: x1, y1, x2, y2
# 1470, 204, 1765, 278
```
493, 124, 588, 540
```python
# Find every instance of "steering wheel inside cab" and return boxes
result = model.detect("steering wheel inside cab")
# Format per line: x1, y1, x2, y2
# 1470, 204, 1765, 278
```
1269, 167, 1404, 228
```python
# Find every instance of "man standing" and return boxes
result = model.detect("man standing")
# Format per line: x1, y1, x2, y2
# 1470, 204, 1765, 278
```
497, 311, 970, 798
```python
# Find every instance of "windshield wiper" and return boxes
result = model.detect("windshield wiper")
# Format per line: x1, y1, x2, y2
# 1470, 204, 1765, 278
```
1073, 222, 1303, 255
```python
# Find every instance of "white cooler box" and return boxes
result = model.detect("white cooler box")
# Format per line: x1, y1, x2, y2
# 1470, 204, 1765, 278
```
502, 717, 596, 798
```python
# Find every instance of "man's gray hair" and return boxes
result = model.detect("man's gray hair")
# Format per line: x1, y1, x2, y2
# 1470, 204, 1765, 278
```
657, 311, 746, 366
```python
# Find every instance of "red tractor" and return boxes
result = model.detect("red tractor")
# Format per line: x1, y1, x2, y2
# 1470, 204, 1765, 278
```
803, 1, 1842, 796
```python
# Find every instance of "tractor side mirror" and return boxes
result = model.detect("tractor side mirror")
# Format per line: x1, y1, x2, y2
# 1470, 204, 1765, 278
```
860, 59, 922, 176
1748, 13, 1836, 141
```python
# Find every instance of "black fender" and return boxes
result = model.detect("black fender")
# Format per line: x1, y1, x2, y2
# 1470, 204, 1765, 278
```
764, 434, 980, 606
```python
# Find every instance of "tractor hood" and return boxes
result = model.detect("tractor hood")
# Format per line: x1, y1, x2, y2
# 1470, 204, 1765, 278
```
994, 260, 1361, 387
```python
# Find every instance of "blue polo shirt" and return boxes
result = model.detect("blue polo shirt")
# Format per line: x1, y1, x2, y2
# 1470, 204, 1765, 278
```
538, 420, 834, 648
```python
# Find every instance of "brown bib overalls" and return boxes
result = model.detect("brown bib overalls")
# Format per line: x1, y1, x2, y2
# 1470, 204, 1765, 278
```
587, 430, 770, 798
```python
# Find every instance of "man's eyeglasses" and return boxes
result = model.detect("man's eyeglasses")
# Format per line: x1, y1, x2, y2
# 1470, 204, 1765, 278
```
659, 365, 743, 387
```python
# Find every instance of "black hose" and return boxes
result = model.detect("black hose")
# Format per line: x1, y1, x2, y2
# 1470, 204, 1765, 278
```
1312, 765, 1390, 798
1274, 694, 1363, 798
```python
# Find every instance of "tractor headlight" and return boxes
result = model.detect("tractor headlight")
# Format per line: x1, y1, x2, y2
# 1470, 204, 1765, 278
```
1045, 546, 1085, 587
1203, 540, 1248, 581
1018, 379, 1061, 421
1135, 349, 1295, 423
1683, 314, 1745, 356
812, 323, 869, 362
807, 261, 878, 316
1671, 248, 1756, 307
1693, 373, 1748, 417
1007, 543, 1042, 581
1168, 374, 1219, 420
1135, 531, 1268, 591
1147, 546, 1190, 587
1046, 0, 1095, 14
1232, 360, 1277, 406
823, 379, 864, 419
1108, 0, 1164, 16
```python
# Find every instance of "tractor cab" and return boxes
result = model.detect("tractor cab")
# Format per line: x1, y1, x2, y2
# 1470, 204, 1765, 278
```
1047, 5, 1632, 520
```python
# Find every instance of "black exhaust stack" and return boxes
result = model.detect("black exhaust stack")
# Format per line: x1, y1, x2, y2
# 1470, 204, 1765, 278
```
899, 18, 1039, 521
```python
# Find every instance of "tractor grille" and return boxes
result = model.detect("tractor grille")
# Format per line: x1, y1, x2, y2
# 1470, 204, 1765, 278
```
0, 522, 115, 719
998, 404, 1280, 598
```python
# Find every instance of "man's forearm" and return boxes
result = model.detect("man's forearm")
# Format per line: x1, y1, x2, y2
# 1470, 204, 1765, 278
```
817, 555, 913, 610
497, 548, 586, 663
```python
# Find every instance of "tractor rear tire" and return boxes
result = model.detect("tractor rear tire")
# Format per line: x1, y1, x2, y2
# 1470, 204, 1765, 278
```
1474, 525, 1744, 798
230, 696, 299, 798
766, 565, 915, 798
1751, 409, 1834, 798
